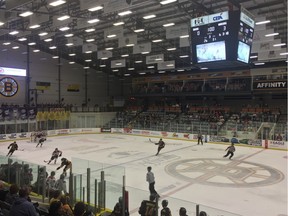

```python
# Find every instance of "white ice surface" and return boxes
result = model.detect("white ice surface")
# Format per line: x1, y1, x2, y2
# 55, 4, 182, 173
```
0, 134, 287, 216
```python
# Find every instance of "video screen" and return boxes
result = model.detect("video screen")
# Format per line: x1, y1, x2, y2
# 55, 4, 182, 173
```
237, 41, 250, 63
196, 41, 226, 63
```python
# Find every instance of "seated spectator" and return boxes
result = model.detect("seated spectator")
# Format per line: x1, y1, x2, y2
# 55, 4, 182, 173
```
0, 180, 8, 201
9, 186, 39, 216
73, 201, 85, 216
60, 195, 73, 216
50, 190, 62, 204
5, 183, 19, 205
49, 200, 64, 216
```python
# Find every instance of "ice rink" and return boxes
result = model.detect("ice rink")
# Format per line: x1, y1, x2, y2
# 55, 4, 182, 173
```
0, 133, 287, 216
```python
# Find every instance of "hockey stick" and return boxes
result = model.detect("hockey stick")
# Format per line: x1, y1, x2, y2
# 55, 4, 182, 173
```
18, 149, 24, 151
149, 138, 157, 144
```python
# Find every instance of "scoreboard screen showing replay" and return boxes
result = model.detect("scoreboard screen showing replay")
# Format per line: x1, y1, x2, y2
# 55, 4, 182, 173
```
191, 9, 254, 66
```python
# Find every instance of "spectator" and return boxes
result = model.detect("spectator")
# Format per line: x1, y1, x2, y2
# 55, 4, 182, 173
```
5, 183, 19, 205
179, 207, 187, 216
60, 195, 73, 216
110, 197, 129, 216
138, 194, 157, 216
73, 201, 85, 216
160, 200, 171, 216
0, 180, 8, 201
55, 174, 67, 194
199, 211, 207, 216
50, 190, 62, 204
9, 186, 39, 216
49, 200, 64, 216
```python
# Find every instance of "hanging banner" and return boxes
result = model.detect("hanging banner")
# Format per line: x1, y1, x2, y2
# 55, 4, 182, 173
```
146, 54, 164, 64
180, 37, 190, 47
157, 60, 175, 70
133, 42, 151, 54
82, 43, 97, 53
67, 37, 83, 46
253, 80, 287, 90
251, 39, 281, 53
97, 50, 113, 59
118, 35, 137, 47
253, 29, 274, 42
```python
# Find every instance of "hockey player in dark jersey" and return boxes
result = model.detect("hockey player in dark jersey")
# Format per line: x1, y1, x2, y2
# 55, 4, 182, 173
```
45, 148, 62, 164
7, 141, 18, 157
223, 143, 236, 159
56, 158, 72, 176
36, 137, 46, 147
155, 138, 165, 156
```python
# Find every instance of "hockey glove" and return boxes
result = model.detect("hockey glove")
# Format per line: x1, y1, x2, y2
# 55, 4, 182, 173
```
59, 154, 62, 157
56, 167, 60, 170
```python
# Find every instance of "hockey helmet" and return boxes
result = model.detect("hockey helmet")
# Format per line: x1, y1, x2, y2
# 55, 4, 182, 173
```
161, 199, 168, 207
61, 158, 66, 162
55, 148, 58, 151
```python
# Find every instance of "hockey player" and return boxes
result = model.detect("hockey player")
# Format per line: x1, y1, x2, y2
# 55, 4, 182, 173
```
197, 131, 203, 145
56, 158, 72, 177
155, 138, 165, 156
36, 137, 46, 148
46, 148, 62, 164
7, 141, 18, 157
223, 143, 236, 159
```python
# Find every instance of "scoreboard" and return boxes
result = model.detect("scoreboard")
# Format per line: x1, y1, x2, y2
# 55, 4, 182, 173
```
191, 9, 254, 67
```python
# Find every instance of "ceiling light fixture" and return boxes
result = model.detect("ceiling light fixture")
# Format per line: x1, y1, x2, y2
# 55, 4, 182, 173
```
121, 54, 129, 57
44, 38, 53, 42
101, 57, 108, 60
179, 55, 189, 58
85, 28, 95, 32
85, 59, 92, 62
9, 31, 19, 35
280, 52, 288, 55
33, 50, 40, 52
59, 26, 70, 31
52, 56, 59, 59
69, 53, 76, 56
180, 35, 189, 38
273, 43, 286, 47
135, 60, 143, 63
265, 32, 279, 37
113, 22, 124, 26
160, 0, 177, 5
0, 22, 4, 26
118, 10, 132, 16
3, 42, 11, 45
28, 42, 36, 46
167, 47, 176, 51
163, 23, 175, 27
100, 65, 106, 67
107, 34, 116, 38
147, 66, 154, 68
105, 47, 114, 50
39, 32, 48, 36
141, 52, 149, 54
69, 61, 75, 64
12, 46, 19, 49
57, 15, 70, 21
158, 71, 165, 73
88, 6, 103, 11
49, 46, 57, 49
128, 68, 134, 70
112, 69, 119, 72
18, 37, 27, 41
254, 62, 265, 65
49, 0, 66, 7
256, 20, 271, 25
152, 39, 163, 43
19, 11, 33, 17
66, 43, 73, 46
250, 55, 258, 59
84, 66, 90, 69
143, 14, 156, 19
85, 50, 92, 53
86, 39, 95, 42
29, 24, 40, 29
134, 29, 145, 33
126, 43, 135, 47
87, 18, 100, 24
65, 34, 74, 37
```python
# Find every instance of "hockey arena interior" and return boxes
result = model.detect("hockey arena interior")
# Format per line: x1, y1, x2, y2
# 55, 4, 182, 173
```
0, 0, 287, 216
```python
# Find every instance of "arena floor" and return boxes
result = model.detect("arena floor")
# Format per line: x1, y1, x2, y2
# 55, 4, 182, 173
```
0, 134, 287, 216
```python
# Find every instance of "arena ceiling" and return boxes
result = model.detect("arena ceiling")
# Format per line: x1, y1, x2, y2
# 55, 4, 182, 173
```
0, 0, 287, 78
